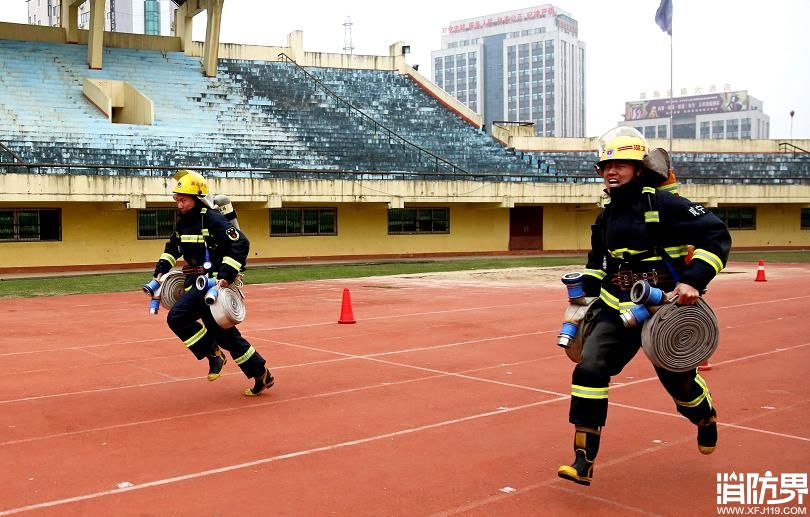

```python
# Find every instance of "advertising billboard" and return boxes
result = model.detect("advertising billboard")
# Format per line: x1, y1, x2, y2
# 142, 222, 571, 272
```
625, 90, 749, 121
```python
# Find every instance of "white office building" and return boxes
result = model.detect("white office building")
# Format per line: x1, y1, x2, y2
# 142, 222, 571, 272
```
432, 4, 586, 137
27, 0, 176, 36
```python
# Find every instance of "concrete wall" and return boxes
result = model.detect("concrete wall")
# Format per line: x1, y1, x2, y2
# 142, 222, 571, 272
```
401, 66, 483, 128
542, 204, 600, 251
4, 174, 809, 207
0, 201, 511, 270
727, 204, 810, 248
1, 185, 807, 272
507, 134, 810, 153
0, 22, 66, 44
0, 22, 182, 52
83, 79, 154, 124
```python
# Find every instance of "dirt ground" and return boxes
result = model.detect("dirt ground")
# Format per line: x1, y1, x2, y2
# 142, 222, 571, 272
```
384, 266, 577, 287
366, 264, 761, 289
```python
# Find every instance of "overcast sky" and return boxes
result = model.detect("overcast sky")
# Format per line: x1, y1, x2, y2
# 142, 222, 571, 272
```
3, 0, 808, 138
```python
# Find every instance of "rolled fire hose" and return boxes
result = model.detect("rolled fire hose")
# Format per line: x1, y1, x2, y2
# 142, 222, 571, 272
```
640, 298, 720, 372
158, 270, 186, 310
561, 298, 597, 363
208, 276, 246, 329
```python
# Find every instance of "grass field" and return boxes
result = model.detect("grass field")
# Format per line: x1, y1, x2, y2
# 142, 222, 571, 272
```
0, 251, 806, 299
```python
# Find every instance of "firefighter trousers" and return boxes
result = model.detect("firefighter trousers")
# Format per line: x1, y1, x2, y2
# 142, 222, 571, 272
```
568, 303, 714, 429
167, 281, 266, 379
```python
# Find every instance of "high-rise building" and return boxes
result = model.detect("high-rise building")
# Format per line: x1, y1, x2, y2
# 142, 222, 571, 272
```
619, 89, 770, 139
432, 4, 586, 137
27, 0, 176, 36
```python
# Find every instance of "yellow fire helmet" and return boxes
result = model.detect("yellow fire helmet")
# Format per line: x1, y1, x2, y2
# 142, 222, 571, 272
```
172, 169, 209, 196
596, 127, 648, 171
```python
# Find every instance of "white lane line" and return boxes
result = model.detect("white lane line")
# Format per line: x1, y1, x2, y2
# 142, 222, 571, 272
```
607, 401, 810, 442
256, 331, 565, 397
264, 335, 810, 442
0, 357, 551, 447
0, 301, 543, 357
714, 294, 810, 310
4, 291, 805, 357
247, 301, 541, 332
432, 477, 657, 517
253, 329, 551, 360
0, 398, 567, 517
2, 343, 808, 513
0, 337, 177, 357
0, 330, 551, 405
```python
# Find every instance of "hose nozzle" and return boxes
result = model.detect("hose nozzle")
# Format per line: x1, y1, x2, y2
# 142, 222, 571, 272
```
196, 275, 220, 305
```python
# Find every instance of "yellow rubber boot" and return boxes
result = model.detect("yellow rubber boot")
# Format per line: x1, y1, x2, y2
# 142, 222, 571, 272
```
697, 408, 718, 455
558, 427, 600, 486
207, 347, 227, 382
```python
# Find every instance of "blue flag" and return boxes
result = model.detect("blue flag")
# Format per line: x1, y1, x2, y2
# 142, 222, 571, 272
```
655, 0, 672, 35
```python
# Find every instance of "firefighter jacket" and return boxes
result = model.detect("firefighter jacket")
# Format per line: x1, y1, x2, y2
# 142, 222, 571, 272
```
153, 202, 249, 284
582, 177, 731, 313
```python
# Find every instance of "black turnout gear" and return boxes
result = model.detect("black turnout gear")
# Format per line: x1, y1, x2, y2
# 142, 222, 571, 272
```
568, 176, 731, 443
154, 204, 249, 286
153, 201, 267, 380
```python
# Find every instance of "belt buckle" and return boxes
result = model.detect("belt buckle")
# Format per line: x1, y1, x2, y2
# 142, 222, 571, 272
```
637, 269, 658, 286
615, 269, 634, 291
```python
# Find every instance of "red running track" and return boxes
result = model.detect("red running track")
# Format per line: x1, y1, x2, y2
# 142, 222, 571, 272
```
0, 262, 808, 516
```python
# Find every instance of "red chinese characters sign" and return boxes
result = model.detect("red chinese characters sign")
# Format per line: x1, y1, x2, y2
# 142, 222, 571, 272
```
445, 6, 556, 34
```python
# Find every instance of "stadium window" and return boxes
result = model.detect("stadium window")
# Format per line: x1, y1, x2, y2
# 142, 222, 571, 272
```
137, 208, 177, 239
388, 208, 449, 234
270, 208, 337, 236
801, 208, 810, 230
0, 208, 61, 242
712, 207, 756, 230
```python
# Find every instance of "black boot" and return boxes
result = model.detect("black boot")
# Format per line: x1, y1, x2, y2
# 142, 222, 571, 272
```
207, 347, 227, 382
244, 368, 274, 397
558, 426, 601, 486
697, 408, 718, 455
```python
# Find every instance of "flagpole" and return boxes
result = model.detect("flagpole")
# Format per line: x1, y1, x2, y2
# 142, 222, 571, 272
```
668, 5, 673, 154
655, 0, 674, 153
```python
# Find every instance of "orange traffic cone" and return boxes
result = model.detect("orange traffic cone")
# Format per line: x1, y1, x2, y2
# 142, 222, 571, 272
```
755, 260, 767, 282
338, 288, 356, 324
698, 360, 712, 371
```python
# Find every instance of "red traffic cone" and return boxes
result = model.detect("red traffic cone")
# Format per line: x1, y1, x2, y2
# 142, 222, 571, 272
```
755, 260, 767, 282
338, 288, 356, 324
698, 360, 712, 371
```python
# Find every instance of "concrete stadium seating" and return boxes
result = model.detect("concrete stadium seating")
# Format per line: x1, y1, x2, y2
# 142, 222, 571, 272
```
0, 39, 805, 183
0, 39, 535, 177
523, 150, 810, 184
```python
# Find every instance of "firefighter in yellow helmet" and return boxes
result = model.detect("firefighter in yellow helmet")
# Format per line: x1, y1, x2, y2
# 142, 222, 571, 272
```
173, 169, 209, 197
152, 170, 274, 396
556, 128, 731, 486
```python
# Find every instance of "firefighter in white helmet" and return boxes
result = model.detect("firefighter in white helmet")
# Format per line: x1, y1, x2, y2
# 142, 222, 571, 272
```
152, 170, 274, 396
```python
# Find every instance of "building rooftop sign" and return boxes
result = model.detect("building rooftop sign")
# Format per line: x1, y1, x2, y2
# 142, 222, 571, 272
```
625, 90, 750, 121
444, 5, 557, 34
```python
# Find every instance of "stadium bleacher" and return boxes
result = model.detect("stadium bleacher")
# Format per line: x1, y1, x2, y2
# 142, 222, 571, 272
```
0, 39, 536, 177
1, 39, 806, 183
